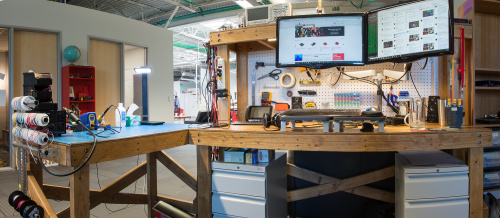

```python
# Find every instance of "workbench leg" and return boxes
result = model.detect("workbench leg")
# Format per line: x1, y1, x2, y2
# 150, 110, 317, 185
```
29, 157, 43, 187
147, 152, 158, 218
334, 121, 340, 132
468, 147, 483, 218
70, 164, 89, 218
196, 145, 212, 217
323, 121, 329, 132
378, 120, 385, 132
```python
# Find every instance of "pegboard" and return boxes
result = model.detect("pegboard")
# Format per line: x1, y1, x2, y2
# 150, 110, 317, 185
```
247, 50, 439, 116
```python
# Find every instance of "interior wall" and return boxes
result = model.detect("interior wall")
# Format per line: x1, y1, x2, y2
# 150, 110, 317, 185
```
0, 0, 173, 122
13, 30, 58, 102
124, 46, 146, 116
89, 39, 121, 126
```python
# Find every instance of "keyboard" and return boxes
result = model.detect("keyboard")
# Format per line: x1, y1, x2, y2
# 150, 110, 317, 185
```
231, 121, 263, 125
281, 109, 361, 116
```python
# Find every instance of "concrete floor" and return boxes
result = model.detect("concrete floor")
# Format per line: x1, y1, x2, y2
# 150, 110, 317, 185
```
0, 144, 197, 218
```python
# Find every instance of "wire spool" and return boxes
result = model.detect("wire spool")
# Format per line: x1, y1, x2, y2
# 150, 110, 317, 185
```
11, 96, 37, 111
22, 205, 44, 218
8, 191, 25, 207
280, 73, 296, 88
8, 191, 44, 218
13, 113, 50, 126
12, 127, 49, 145
18, 200, 36, 214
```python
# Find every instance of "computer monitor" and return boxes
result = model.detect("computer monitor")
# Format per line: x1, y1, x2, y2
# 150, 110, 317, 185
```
367, 0, 454, 64
245, 106, 273, 121
276, 14, 366, 69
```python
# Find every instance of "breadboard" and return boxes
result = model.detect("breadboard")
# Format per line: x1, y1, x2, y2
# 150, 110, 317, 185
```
247, 50, 439, 116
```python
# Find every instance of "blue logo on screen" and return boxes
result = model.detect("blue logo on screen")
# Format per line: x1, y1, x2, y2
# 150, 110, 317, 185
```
295, 54, 303, 61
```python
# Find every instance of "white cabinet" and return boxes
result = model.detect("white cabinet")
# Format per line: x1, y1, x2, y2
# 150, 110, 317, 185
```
212, 152, 287, 218
396, 151, 469, 218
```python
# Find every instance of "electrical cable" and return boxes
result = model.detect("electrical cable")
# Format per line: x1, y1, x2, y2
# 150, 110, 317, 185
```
329, 67, 343, 86
414, 58, 428, 70
38, 109, 98, 177
409, 70, 421, 98
350, 0, 363, 9
96, 155, 140, 213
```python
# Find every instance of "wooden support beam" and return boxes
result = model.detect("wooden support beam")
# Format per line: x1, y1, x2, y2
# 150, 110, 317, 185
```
236, 43, 249, 122
157, 150, 197, 191
57, 207, 70, 218
469, 147, 483, 218
89, 161, 147, 208
29, 157, 43, 187
43, 185, 148, 204
196, 145, 212, 217
210, 24, 276, 46
157, 194, 194, 214
217, 45, 231, 124
70, 164, 89, 218
287, 164, 395, 203
256, 40, 275, 50
147, 153, 158, 218
27, 174, 58, 218
288, 166, 395, 202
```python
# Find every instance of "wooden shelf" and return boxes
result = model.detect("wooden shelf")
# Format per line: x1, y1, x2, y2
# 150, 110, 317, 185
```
475, 0, 500, 16
475, 87, 500, 90
475, 124, 500, 128
484, 187, 500, 192
476, 68, 500, 74
69, 100, 95, 103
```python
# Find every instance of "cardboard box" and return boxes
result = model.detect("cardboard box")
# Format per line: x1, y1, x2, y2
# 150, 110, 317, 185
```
258, 149, 275, 163
224, 148, 246, 163
245, 149, 258, 164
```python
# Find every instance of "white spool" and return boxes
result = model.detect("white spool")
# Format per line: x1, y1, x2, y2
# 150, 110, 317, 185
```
12, 127, 48, 145
11, 96, 37, 111
12, 113, 49, 127
280, 73, 296, 88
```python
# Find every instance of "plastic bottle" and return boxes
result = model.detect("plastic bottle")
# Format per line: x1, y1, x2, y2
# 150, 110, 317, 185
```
115, 103, 126, 127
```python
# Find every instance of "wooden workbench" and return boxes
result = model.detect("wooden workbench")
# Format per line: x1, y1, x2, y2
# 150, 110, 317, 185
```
25, 123, 491, 217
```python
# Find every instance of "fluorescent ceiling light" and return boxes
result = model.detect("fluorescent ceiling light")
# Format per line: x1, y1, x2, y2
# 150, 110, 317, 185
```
235, 0, 253, 8
134, 67, 152, 74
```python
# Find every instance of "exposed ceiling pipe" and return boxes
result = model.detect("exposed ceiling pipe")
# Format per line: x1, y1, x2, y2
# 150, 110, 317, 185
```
164, 6, 180, 28
162, 0, 197, 13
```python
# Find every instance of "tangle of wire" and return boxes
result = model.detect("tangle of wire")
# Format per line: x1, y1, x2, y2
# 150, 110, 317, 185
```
95, 155, 141, 213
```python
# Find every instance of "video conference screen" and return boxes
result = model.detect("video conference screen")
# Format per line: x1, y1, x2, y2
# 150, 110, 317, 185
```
367, 0, 452, 62
277, 14, 365, 68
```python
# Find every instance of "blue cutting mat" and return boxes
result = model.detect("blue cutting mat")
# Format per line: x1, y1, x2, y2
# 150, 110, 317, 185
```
52, 124, 192, 145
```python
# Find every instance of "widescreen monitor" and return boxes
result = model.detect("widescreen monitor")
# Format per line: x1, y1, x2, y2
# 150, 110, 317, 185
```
276, 14, 366, 69
367, 0, 454, 63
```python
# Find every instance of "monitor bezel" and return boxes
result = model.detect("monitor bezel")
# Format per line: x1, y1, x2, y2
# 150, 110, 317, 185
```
365, 0, 454, 64
276, 13, 367, 69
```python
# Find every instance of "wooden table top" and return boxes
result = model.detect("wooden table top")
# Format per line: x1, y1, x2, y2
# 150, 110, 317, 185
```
48, 123, 492, 166
189, 123, 492, 152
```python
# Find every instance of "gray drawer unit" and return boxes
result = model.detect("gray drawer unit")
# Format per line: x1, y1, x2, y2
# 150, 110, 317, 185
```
396, 151, 469, 218
212, 152, 287, 218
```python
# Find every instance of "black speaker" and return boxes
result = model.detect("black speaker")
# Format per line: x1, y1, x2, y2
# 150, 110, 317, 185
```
427, 96, 440, 123
291, 96, 302, 109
